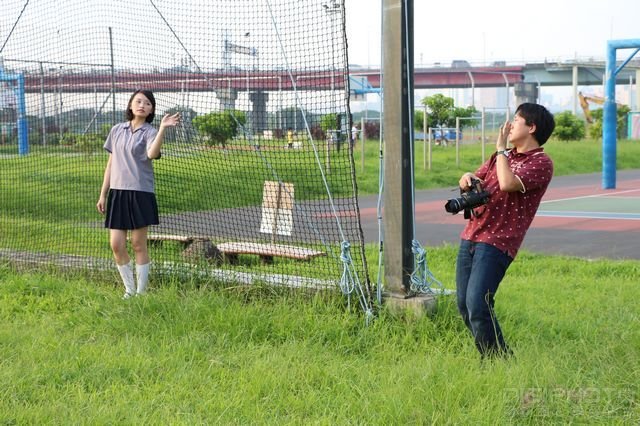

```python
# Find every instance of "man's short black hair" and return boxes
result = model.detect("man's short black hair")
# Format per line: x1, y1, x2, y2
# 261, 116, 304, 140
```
515, 103, 555, 146
125, 90, 156, 123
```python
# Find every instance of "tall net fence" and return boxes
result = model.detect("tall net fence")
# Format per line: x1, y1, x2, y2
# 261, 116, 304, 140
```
0, 0, 370, 300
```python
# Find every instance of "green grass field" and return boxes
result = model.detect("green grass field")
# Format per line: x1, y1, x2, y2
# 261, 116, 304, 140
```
354, 137, 640, 193
0, 250, 638, 424
1, 137, 639, 423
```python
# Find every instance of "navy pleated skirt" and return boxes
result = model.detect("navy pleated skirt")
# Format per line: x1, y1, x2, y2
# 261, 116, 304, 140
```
105, 189, 159, 230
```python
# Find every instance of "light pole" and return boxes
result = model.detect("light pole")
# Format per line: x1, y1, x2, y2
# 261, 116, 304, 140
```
323, 0, 340, 114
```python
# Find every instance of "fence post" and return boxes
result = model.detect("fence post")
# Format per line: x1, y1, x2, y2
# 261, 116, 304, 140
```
455, 117, 460, 167
361, 116, 365, 173
423, 105, 427, 170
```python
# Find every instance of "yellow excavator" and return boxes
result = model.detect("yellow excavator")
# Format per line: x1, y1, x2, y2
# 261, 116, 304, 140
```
578, 92, 624, 123
578, 92, 605, 124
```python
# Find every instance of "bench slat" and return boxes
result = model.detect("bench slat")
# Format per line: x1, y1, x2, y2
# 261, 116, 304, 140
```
217, 242, 325, 260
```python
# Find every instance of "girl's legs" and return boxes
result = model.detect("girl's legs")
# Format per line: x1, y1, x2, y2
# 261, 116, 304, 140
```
110, 229, 135, 297
130, 227, 150, 294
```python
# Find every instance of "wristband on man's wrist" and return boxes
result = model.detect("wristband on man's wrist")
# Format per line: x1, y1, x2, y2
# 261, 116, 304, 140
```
497, 149, 508, 157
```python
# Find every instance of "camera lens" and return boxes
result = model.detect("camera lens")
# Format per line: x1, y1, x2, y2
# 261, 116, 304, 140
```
444, 198, 463, 214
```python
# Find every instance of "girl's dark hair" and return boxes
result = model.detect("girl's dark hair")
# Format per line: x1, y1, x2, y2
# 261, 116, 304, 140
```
125, 90, 156, 123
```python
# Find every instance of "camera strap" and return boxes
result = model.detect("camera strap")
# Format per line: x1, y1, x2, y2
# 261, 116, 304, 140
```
464, 207, 482, 220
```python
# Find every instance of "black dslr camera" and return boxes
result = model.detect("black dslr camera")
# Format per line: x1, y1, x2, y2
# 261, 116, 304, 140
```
444, 178, 490, 219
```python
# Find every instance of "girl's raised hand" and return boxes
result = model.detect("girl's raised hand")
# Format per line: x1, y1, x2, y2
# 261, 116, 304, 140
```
160, 112, 181, 128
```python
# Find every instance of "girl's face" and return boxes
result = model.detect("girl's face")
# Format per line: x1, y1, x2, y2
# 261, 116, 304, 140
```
129, 93, 154, 120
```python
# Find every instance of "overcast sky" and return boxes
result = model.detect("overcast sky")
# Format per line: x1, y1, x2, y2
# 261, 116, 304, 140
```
345, 0, 640, 67
2, 0, 637, 69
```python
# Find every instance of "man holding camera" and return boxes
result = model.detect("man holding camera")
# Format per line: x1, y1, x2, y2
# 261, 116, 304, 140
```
455, 103, 555, 358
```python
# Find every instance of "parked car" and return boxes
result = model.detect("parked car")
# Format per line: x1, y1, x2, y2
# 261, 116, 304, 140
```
434, 129, 462, 141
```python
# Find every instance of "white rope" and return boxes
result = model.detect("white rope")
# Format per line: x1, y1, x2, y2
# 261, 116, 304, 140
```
339, 241, 373, 324
409, 239, 444, 294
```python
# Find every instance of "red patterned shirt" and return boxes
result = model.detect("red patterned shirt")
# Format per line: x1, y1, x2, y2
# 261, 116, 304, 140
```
461, 148, 553, 258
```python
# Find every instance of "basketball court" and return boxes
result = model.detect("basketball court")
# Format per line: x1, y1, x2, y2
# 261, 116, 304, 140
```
358, 169, 640, 260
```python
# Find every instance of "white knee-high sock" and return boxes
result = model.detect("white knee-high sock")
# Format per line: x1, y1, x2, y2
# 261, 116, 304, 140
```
117, 262, 135, 297
136, 263, 150, 295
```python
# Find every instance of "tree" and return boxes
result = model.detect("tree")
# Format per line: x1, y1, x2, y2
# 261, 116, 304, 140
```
320, 113, 338, 132
554, 111, 585, 141
421, 93, 454, 129
416, 94, 478, 130
192, 110, 246, 148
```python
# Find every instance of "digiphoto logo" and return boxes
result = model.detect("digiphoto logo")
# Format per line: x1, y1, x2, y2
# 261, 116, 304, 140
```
503, 386, 633, 418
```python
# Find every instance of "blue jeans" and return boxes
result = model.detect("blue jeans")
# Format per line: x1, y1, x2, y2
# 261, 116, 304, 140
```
456, 240, 513, 357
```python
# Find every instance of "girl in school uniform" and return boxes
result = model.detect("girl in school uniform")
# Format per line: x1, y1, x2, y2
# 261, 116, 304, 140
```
97, 89, 180, 298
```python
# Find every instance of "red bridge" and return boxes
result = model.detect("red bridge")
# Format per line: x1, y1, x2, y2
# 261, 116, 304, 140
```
22, 60, 635, 93
22, 66, 525, 93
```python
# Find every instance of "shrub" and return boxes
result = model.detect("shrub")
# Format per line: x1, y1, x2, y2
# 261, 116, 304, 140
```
74, 134, 103, 156
272, 128, 284, 139
320, 114, 338, 132
553, 111, 585, 141
363, 121, 380, 140
310, 125, 325, 141
192, 110, 246, 148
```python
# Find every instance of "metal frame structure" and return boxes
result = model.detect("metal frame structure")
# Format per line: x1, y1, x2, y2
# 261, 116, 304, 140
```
603, 39, 640, 189
0, 61, 28, 155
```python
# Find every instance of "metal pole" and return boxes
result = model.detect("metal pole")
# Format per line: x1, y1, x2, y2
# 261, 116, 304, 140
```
109, 27, 116, 126
603, 38, 640, 188
636, 70, 640, 111
361, 116, 365, 173
603, 42, 617, 189
467, 70, 475, 108
630, 75, 633, 110
278, 76, 282, 129
502, 72, 510, 118
481, 107, 486, 163
423, 105, 427, 170
427, 126, 432, 170
57, 68, 62, 141
39, 62, 46, 146
326, 133, 330, 173
572, 65, 579, 115
455, 116, 460, 167
94, 83, 98, 133
15, 74, 28, 155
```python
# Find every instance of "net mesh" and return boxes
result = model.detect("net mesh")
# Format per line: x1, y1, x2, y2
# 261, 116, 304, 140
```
0, 0, 370, 297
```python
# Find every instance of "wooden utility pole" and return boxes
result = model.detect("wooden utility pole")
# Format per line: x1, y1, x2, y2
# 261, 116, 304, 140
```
382, 0, 414, 296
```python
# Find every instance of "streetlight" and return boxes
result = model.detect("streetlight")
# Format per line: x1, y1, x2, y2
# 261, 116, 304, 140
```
322, 0, 340, 113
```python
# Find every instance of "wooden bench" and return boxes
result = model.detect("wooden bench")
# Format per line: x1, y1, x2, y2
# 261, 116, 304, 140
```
140, 235, 324, 265
216, 242, 326, 264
